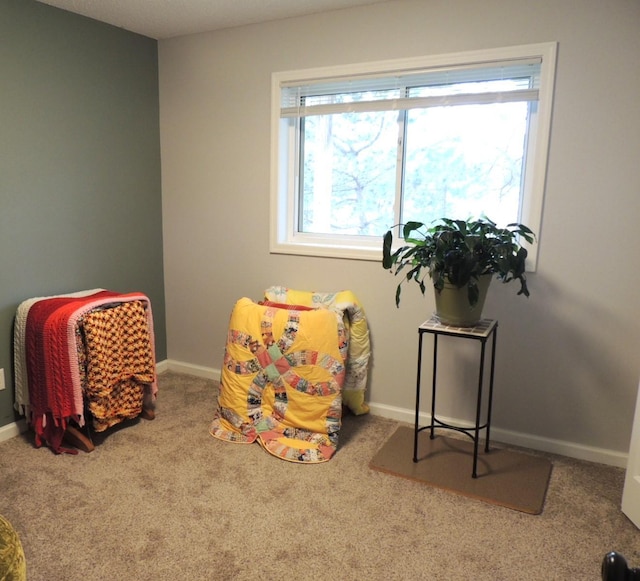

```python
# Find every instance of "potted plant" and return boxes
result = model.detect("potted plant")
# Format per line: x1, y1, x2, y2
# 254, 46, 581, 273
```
382, 217, 536, 326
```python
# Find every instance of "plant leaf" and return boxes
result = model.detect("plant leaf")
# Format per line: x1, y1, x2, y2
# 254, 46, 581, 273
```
382, 230, 394, 269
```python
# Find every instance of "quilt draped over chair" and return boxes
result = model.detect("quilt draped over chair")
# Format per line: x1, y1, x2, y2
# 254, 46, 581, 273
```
263, 286, 371, 416
210, 297, 346, 463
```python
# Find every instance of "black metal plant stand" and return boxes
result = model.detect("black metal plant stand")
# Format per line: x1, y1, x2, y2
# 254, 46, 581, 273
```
413, 316, 498, 478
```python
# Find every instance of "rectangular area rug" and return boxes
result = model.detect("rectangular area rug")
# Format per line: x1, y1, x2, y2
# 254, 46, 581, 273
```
370, 426, 552, 514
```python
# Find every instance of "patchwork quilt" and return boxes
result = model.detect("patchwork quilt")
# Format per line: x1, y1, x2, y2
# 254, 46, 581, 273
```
210, 297, 346, 463
263, 286, 371, 415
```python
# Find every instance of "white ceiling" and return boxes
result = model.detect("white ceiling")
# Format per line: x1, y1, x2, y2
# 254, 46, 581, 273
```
35, 0, 394, 39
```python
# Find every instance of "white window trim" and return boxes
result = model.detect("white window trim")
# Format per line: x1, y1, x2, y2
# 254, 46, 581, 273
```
270, 42, 558, 268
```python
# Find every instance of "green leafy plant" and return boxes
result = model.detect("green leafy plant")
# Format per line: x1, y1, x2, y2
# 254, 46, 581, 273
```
382, 217, 536, 307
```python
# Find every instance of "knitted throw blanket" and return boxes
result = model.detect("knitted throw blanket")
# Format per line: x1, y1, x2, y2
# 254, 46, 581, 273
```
13, 288, 105, 417
14, 290, 157, 454
82, 300, 155, 432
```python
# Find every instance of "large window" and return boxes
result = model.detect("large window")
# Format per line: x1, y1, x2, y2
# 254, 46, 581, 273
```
270, 43, 557, 265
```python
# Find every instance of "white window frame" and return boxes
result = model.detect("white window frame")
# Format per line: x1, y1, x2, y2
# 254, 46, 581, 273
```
270, 42, 557, 268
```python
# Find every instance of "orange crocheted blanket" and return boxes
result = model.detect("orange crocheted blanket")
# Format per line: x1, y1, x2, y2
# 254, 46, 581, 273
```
82, 300, 156, 432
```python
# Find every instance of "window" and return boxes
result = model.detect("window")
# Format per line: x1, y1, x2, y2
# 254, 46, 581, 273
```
270, 43, 557, 265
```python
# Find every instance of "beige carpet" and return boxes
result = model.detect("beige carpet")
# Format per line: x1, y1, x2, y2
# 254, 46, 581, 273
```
0, 372, 638, 580
370, 426, 552, 514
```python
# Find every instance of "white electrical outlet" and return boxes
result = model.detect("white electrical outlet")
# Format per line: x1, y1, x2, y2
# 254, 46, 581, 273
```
0, 368, 5, 390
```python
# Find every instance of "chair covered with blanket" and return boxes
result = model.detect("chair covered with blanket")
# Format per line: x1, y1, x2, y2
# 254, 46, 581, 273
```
209, 288, 371, 463
263, 286, 371, 416
13, 289, 158, 454
210, 297, 348, 463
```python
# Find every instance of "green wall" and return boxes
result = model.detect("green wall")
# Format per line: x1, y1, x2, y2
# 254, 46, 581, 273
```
0, 0, 166, 428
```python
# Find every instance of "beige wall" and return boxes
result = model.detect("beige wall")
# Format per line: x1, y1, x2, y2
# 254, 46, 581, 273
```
158, 0, 640, 464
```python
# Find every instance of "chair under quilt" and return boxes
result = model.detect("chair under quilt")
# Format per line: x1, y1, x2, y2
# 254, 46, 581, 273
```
209, 297, 346, 463
263, 285, 371, 416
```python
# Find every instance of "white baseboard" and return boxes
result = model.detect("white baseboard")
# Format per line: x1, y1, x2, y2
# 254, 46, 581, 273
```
156, 359, 170, 374
1, 359, 627, 468
2, 358, 626, 467
4, 359, 616, 468
0, 419, 27, 444
368, 402, 628, 468
0, 360, 173, 444
166, 359, 628, 468
163, 359, 221, 381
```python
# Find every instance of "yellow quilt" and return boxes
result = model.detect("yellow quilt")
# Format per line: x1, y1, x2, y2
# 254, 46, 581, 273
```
264, 286, 371, 415
210, 298, 346, 463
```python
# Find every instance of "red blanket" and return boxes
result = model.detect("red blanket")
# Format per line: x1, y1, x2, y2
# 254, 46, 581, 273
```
23, 290, 157, 454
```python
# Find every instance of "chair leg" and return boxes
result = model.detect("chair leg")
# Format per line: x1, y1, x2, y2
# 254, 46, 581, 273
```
602, 552, 640, 580
63, 425, 95, 453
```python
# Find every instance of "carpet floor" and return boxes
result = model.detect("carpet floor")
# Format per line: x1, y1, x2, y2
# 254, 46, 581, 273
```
0, 371, 638, 580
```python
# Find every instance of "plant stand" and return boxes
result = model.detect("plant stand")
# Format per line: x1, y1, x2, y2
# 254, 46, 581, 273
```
413, 316, 498, 478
